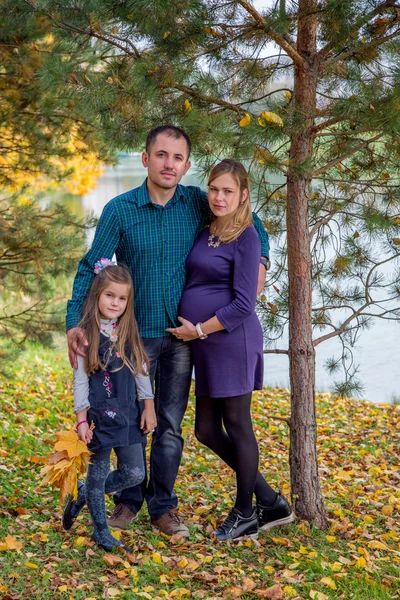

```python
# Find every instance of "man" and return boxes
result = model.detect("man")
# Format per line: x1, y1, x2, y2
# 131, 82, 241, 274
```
67, 125, 270, 538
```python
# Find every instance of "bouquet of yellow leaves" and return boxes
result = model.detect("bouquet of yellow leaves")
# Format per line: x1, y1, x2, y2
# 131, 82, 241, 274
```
40, 429, 92, 505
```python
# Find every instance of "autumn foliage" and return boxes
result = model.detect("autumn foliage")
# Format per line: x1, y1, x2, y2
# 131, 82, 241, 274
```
0, 351, 399, 599
40, 429, 92, 505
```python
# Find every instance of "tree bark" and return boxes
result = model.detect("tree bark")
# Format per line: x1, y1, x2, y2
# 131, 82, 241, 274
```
287, 0, 328, 529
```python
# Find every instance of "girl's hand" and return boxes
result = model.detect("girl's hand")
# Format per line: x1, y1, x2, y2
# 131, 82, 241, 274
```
140, 399, 157, 434
166, 317, 198, 342
77, 422, 93, 445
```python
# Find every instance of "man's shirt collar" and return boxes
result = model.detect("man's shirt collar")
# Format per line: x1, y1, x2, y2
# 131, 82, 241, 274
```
137, 179, 188, 207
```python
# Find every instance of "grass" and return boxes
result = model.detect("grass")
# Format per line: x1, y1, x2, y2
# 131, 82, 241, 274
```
0, 345, 399, 600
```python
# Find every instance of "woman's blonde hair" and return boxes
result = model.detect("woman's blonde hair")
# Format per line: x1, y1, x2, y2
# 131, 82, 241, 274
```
79, 264, 149, 376
208, 159, 253, 244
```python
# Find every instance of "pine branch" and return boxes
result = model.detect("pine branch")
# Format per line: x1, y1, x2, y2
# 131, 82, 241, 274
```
263, 349, 289, 354
235, 0, 304, 67
312, 118, 345, 134
311, 133, 384, 177
324, 28, 400, 68
318, 1, 400, 61
170, 84, 244, 115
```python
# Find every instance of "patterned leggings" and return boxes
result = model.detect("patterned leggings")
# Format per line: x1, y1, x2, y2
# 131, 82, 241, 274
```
72, 443, 144, 550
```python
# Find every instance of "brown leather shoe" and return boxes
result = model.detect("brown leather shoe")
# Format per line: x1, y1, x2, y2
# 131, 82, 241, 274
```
107, 504, 138, 530
151, 511, 190, 538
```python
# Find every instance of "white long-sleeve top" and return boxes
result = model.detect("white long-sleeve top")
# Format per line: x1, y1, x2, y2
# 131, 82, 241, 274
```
73, 318, 154, 414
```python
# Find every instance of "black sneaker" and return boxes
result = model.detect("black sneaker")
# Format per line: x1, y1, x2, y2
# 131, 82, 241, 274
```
212, 507, 258, 542
256, 493, 295, 531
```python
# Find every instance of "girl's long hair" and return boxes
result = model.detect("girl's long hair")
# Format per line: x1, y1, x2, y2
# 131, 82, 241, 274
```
78, 264, 149, 376
208, 159, 253, 244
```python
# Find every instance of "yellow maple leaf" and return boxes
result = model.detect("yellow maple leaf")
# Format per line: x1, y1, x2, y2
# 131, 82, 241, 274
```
259, 111, 284, 126
239, 113, 251, 127
54, 430, 89, 459
40, 429, 91, 505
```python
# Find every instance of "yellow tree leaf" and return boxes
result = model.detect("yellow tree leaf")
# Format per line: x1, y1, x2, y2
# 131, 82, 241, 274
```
25, 562, 39, 569
177, 557, 189, 568
152, 553, 162, 563
75, 536, 87, 547
355, 556, 366, 569
184, 99, 192, 112
239, 113, 251, 127
5, 535, 23, 552
382, 505, 393, 516
321, 577, 337, 590
259, 111, 284, 126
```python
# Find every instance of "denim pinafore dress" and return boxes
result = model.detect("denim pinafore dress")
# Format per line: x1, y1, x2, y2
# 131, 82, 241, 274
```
86, 335, 145, 453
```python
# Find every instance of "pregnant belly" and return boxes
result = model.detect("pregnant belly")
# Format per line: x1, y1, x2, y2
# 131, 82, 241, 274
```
179, 282, 233, 323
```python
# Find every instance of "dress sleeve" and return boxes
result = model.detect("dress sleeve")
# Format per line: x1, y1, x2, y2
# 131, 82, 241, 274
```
215, 230, 261, 332
73, 355, 90, 414
66, 200, 122, 331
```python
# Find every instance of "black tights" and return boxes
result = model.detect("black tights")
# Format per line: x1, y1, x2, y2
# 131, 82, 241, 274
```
195, 393, 277, 517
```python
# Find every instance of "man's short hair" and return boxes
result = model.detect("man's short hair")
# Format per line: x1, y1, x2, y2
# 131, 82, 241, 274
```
145, 125, 191, 159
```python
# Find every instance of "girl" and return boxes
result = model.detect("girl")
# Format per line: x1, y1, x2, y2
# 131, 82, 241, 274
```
168, 160, 293, 541
62, 260, 156, 552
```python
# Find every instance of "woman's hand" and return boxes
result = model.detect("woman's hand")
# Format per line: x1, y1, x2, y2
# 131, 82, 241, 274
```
77, 422, 93, 445
166, 317, 198, 342
141, 399, 157, 434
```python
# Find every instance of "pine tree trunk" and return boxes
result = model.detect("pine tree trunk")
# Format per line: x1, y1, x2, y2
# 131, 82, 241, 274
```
287, 0, 328, 529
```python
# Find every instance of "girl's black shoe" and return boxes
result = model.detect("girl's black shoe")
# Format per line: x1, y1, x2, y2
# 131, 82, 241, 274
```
92, 534, 132, 553
62, 481, 85, 531
256, 493, 295, 531
212, 507, 258, 542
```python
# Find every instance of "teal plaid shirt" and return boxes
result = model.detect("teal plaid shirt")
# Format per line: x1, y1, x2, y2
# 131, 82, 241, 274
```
66, 180, 270, 338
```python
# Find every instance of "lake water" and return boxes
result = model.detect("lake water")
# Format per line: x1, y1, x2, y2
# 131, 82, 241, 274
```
83, 156, 399, 404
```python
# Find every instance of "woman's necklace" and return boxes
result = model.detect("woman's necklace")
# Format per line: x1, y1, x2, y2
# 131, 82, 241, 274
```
208, 224, 222, 248
100, 320, 119, 342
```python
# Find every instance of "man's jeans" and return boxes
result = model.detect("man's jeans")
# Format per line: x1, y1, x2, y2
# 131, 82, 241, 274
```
114, 336, 192, 519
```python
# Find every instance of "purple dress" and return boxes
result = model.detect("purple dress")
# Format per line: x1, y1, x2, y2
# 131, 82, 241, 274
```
179, 225, 264, 398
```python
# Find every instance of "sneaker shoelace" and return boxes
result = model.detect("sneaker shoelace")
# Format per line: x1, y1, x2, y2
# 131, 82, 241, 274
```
217, 509, 239, 534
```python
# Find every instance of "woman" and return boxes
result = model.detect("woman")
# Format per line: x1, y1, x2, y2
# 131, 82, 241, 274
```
167, 159, 293, 541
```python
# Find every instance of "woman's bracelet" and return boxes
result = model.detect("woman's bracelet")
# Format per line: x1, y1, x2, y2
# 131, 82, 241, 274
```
75, 420, 88, 431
